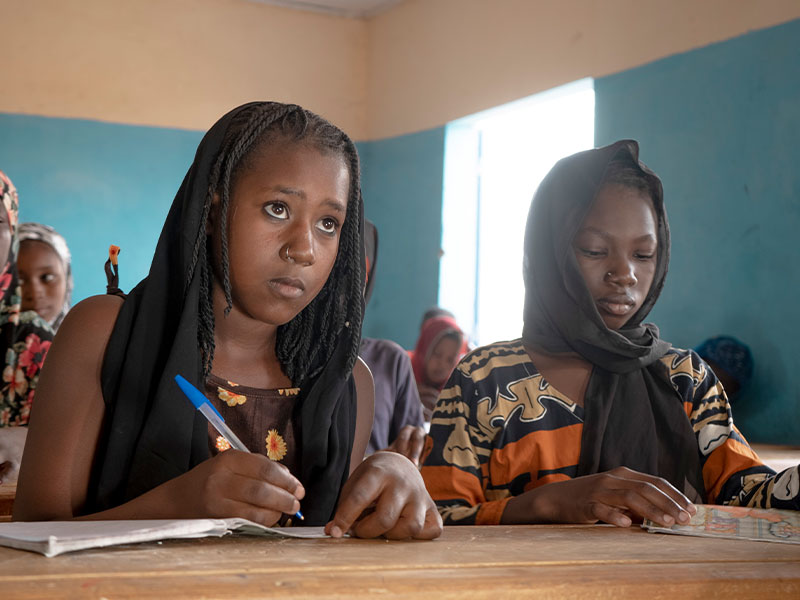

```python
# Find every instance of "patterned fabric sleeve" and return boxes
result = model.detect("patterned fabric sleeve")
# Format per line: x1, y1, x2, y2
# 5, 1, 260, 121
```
665, 349, 800, 510
420, 363, 510, 525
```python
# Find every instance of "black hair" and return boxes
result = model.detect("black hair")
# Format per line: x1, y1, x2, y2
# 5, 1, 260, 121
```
187, 102, 364, 384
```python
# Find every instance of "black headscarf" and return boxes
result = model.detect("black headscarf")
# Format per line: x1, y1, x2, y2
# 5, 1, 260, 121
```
522, 140, 704, 501
87, 102, 365, 524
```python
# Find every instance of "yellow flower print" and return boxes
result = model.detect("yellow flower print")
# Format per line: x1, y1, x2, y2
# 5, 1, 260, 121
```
215, 436, 232, 452
217, 387, 246, 407
265, 429, 287, 461
277, 387, 300, 397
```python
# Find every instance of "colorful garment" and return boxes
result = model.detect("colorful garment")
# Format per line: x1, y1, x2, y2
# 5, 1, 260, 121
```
0, 171, 54, 427
17, 222, 73, 331
421, 340, 799, 525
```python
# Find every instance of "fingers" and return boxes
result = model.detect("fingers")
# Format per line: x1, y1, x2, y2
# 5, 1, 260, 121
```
221, 451, 305, 499
327, 465, 384, 538
612, 468, 697, 516
388, 426, 427, 466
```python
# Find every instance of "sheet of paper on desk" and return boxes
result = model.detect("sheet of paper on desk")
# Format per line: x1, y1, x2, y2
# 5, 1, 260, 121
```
643, 504, 800, 544
0, 519, 329, 557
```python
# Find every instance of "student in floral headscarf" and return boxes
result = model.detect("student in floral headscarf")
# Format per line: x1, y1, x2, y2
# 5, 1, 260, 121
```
0, 170, 54, 483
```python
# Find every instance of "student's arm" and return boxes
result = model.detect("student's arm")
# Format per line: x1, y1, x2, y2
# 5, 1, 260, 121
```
14, 296, 303, 524
684, 351, 800, 510
350, 357, 374, 473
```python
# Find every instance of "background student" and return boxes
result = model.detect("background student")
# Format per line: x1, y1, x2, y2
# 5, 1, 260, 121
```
0, 172, 54, 484
17, 222, 73, 332
14, 102, 442, 540
421, 140, 800, 526
359, 220, 426, 464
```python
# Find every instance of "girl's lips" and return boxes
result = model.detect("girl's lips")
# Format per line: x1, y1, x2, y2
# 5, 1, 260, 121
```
268, 277, 305, 299
597, 298, 635, 316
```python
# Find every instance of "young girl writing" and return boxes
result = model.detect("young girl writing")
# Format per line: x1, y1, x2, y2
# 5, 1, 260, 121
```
15, 102, 441, 540
421, 140, 800, 527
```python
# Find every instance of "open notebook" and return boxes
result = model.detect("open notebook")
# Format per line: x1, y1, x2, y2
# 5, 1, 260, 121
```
643, 504, 800, 544
0, 519, 329, 557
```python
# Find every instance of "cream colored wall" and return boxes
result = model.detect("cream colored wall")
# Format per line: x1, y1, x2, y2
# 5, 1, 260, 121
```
0, 0, 368, 137
3, 0, 800, 140
366, 0, 800, 139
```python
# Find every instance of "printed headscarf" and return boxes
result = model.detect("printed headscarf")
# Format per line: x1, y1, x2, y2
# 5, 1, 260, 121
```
18, 222, 73, 331
0, 171, 54, 426
521, 140, 704, 501
87, 103, 365, 524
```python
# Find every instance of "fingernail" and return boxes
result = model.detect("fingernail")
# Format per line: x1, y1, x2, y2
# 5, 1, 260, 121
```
662, 514, 674, 525
619, 516, 632, 527
687, 504, 697, 515
678, 511, 690, 523
330, 525, 343, 538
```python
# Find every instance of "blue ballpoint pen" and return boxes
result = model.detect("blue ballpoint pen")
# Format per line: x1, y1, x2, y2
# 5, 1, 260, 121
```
174, 374, 304, 521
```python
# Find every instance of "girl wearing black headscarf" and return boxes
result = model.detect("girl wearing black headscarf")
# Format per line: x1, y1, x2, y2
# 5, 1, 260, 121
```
15, 102, 441, 540
421, 140, 798, 526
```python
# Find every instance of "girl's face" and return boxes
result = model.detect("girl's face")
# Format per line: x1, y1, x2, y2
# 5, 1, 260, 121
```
217, 140, 350, 328
571, 183, 657, 330
425, 335, 461, 386
17, 240, 68, 323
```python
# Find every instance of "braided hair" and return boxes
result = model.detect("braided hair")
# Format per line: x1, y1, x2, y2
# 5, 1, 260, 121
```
186, 102, 364, 384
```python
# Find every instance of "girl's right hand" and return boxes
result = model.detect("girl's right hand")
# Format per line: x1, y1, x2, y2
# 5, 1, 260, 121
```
502, 466, 697, 527
168, 450, 305, 526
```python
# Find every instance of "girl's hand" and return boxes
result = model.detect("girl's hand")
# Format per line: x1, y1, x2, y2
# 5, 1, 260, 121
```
386, 425, 427, 466
325, 451, 443, 539
503, 466, 697, 527
0, 427, 28, 484
166, 450, 305, 526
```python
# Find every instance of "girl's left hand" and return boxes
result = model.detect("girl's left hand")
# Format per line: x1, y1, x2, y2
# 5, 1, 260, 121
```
325, 451, 443, 540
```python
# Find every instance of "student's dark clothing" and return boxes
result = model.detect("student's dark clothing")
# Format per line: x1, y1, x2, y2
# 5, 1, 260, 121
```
359, 337, 424, 454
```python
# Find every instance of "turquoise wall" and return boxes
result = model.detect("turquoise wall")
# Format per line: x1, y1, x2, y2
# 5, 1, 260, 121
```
358, 128, 446, 349
0, 114, 203, 302
595, 18, 800, 443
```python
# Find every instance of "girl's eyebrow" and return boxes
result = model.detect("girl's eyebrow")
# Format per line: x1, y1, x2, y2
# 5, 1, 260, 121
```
578, 226, 656, 243
272, 186, 346, 214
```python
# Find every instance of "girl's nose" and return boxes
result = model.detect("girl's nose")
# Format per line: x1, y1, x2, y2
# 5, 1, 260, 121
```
280, 224, 315, 266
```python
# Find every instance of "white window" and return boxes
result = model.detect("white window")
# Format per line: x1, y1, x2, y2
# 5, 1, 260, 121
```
439, 79, 595, 347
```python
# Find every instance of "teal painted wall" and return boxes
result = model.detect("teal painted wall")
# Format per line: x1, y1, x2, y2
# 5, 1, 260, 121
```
595, 19, 800, 443
358, 128, 446, 349
0, 114, 203, 303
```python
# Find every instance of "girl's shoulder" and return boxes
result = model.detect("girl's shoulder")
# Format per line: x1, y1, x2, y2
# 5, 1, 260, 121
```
452, 339, 537, 385
54, 295, 124, 357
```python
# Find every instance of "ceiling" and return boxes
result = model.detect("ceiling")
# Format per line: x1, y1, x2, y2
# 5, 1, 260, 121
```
246, 0, 403, 18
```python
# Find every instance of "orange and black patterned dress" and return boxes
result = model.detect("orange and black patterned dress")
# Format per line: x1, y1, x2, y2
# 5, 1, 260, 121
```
421, 339, 799, 525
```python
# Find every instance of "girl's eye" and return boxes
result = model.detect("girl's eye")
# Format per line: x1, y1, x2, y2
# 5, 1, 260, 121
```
579, 248, 605, 258
317, 217, 339, 235
264, 202, 288, 220
42, 273, 56, 284
635, 252, 655, 260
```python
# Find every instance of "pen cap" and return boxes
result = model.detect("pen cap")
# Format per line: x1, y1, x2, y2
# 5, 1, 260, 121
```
174, 374, 224, 420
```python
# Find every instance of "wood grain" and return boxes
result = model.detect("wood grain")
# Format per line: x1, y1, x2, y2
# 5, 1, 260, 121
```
2, 525, 799, 598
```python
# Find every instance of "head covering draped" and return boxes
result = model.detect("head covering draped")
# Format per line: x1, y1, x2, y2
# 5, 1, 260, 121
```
409, 315, 465, 390
521, 140, 704, 501
87, 103, 364, 524
18, 222, 73, 331
0, 171, 54, 426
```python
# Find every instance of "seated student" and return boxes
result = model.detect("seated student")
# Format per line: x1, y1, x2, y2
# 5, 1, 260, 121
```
421, 140, 800, 527
694, 335, 753, 401
17, 222, 73, 332
0, 172, 54, 484
359, 220, 425, 463
409, 313, 466, 421
14, 102, 442, 540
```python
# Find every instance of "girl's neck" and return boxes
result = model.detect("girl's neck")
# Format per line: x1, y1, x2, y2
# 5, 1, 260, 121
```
209, 285, 292, 389
524, 343, 592, 407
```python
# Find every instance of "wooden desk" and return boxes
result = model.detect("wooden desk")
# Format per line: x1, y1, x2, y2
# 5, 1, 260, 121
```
1, 525, 798, 598
0, 483, 14, 522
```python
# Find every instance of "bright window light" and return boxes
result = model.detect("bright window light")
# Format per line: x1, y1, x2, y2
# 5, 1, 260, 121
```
439, 79, 595, 347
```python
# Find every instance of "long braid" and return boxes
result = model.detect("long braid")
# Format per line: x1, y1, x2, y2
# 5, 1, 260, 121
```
194, 103, 364, 383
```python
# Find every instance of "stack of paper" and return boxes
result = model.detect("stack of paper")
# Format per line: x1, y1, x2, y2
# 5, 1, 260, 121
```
644, 504, 800, 544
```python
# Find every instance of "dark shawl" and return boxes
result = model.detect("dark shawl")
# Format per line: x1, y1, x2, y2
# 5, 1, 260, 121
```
87, 103, 363, 524
522, 140, 704, 501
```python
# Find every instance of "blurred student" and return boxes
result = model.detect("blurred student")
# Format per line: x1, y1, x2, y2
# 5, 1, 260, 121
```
17, 223, 73, 332
359, 220, 426, 464
409, 312, 466, 421
0, 172, 54, 483
694, 335, 753, 400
